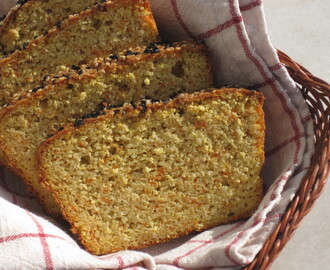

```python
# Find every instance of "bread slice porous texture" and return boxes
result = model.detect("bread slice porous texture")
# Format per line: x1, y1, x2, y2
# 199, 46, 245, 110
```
0, 0, 101, 57
0, 0, 159, 105
38, 88, 265, 255
0, 41, 213, 217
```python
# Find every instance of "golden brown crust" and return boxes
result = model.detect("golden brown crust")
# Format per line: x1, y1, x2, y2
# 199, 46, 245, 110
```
0, 40, 212, 218
38, 88, 265, 241
38, 87, 264, 155
0, 0, 160, 106
1, 40, 210, 111
0, 1, 31, 30
0, 147, 60, 216
138, 0, 159, 36
38, 87, 264, 146
0, 0, 158, 64
0, 0, 160, 217
0, 131, 61, 216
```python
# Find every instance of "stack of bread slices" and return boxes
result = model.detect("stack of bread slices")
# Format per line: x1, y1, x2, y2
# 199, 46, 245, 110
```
0, 0, 265, 255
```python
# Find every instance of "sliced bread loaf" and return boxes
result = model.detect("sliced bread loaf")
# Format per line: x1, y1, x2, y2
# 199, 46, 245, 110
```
37, 88, 265, 255
0, 41, 213, 217
0, 0, 159, 105
0, 0, 100, 56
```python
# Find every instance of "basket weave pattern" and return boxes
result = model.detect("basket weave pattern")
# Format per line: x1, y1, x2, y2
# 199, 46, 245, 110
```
245, 50, 330, 270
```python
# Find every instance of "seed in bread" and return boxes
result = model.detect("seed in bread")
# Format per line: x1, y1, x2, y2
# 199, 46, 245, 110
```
37, 88, 265, 255
0, 41, 213, 217
0, 0, 159, 105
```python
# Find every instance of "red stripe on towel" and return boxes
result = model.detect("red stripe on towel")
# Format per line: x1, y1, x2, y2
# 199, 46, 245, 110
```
0, 233, 67, 244
170, 0, 194, 39
173, 221, 245, 267
266, 133, 306, 157
196, 16, 242, 40
228, 0, 302, 164
251, 76, 277, 89
240, 0, 262, 12
301, 115, 312, 124
269, 62, 284, 72
117, 256, 125, 268
26, 211, 54, 270
171, 0, 262, 41
225, 214, 282, 265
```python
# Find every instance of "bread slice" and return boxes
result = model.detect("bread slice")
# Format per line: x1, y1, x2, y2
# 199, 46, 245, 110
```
0, 0, 159, 105
0, 41, 213, 217
0, 0, 100, 56
37, 88, 265, 255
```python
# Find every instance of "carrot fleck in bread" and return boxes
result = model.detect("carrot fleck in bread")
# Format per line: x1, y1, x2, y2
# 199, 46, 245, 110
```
0, 0, 159, 105
0, 41, 213, 217
37, 88, 265, 255
0, 0, 102, 57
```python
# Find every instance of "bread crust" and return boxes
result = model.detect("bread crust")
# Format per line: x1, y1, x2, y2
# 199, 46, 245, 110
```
38, 88, 265, 142
0, 0, 159, 105
0, 40, 210, 113
0, 0, 158, 56
0, 0, 158, 63
0, 40, 212, 217
38, 88, 265, 254
38, 88, 264, 151
0, 1, 32, 29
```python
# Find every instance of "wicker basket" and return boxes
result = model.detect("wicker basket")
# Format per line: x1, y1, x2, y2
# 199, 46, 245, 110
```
244, 50, 330, 270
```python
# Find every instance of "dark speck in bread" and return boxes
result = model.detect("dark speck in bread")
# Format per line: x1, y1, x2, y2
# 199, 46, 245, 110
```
144, 45, 160, 54
74, 119, 84, 127
32, 86, 43, 93
109, 54, 118, 60
72, 65, 81, 71
17, 0, 29, 6
125, 50, 140, 56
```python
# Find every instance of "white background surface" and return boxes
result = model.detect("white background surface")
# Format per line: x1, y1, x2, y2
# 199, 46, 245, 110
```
263, 0, 330, 269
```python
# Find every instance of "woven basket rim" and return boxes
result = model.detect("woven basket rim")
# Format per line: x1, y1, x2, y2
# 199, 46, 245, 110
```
245, 50, 330, 270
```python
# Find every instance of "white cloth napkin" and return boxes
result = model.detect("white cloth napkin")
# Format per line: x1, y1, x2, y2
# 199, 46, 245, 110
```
0, 0, 314, 269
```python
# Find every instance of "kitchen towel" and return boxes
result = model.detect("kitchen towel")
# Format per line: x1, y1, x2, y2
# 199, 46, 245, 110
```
0, 0, 314, 269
